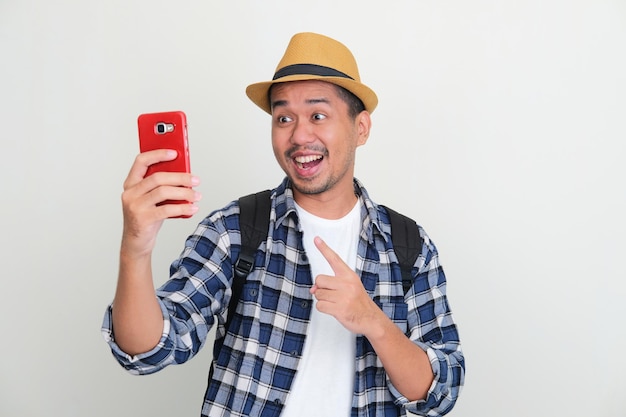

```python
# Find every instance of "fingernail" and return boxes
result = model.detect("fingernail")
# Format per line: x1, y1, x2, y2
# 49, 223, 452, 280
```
191, 176, 200, 186
194, 192, 202, 201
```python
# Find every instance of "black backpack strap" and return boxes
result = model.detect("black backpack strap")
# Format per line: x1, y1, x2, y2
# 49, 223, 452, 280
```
227, 190, 272, 328
381, 206, 423, 295
208, 190, 271, 384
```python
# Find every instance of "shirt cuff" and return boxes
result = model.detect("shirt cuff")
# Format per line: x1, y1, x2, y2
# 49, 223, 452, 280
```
386, 341, 446, 415
100, 301, 175, 375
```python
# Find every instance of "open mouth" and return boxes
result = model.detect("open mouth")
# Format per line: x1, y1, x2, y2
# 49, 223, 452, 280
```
294, 155, 323, 170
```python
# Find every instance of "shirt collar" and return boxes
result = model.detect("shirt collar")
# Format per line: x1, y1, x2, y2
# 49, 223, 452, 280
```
271, 177, 390, 244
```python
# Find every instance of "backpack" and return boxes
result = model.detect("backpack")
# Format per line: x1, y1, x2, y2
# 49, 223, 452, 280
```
228, 190, 424, 330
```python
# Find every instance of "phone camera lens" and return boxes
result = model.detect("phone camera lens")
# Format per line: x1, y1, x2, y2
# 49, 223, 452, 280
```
156, 123, 166, 134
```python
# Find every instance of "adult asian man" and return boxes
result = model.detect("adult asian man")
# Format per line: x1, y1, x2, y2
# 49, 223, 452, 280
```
103, 32, 464, 417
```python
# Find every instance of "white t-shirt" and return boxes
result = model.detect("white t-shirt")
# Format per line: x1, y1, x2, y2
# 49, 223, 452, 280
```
280, 199, 362, 416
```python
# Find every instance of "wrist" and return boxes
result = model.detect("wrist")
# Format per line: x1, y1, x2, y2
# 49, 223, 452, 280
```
362, 304, 394, 342
120, 232, 156, 260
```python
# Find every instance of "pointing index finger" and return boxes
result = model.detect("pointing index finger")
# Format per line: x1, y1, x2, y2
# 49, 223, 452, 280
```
314, 236, 350, 275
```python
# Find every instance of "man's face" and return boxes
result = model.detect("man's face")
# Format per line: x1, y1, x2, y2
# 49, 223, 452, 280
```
270, 80, 370, 200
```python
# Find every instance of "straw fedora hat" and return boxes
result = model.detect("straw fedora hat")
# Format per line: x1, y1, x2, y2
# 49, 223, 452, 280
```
246, 32, 378, 114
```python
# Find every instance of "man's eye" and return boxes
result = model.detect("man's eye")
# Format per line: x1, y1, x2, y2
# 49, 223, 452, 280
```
312, 113, 326, 121
278, 116, 292, 123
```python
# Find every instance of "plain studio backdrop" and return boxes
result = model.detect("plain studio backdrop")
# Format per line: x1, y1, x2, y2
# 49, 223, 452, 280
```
1, 1, 624, 416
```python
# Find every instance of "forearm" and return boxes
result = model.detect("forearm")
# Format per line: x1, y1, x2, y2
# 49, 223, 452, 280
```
365, 309, 434, 401
111, 250, 164, 356
108, 149, 202, 357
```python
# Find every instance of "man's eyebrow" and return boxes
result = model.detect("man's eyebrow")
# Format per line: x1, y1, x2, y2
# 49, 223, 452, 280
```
271, 99, 288, 110
306, 97, 330, 105
271, 97, 331, 111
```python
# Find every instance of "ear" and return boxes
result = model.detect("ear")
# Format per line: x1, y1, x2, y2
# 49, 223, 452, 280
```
355, 111, 372, 147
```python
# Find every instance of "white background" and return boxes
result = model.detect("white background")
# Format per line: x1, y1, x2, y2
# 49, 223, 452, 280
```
1, 1, 625, 416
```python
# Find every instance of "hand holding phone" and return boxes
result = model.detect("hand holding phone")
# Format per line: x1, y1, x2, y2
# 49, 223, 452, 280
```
137, 111, 194, 218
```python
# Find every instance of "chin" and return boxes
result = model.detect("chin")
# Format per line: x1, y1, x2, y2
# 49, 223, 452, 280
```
291, 177, 334, 196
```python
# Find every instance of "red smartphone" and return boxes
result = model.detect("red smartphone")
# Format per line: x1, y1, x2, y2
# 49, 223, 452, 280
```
137, 110, 191, 217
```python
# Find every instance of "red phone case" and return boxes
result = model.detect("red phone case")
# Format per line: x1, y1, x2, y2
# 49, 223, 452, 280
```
138, 110, 190, 176
137, 110, 191, 216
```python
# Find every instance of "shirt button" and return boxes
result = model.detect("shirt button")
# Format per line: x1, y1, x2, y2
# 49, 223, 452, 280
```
290, 350, 299, 357
274, 398, 282, 406
249, 289, 258, 297
301, 301, 309, 309
301, 253, 308, 262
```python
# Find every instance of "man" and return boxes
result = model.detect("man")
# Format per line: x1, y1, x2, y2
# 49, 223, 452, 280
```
102, 32, 464, 416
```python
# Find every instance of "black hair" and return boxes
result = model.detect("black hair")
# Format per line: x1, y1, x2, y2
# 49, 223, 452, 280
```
332, 84, 366, 119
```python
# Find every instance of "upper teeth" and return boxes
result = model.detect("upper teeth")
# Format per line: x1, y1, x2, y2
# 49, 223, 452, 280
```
295, 155, 322, 163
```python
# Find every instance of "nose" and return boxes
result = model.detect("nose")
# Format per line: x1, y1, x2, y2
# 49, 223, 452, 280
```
290, 119, 315, 145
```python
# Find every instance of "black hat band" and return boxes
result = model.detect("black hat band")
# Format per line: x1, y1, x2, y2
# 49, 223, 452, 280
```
273, 63, 355, 81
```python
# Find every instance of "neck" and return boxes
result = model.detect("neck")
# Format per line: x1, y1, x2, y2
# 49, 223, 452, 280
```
293, 183, 358, 220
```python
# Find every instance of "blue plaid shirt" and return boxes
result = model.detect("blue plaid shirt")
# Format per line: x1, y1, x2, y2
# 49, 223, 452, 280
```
102, 178, 464, 416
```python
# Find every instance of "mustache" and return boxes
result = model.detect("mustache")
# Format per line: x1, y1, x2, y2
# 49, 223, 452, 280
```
285, 145, 329, 159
